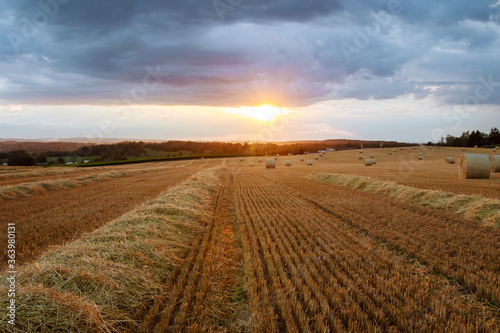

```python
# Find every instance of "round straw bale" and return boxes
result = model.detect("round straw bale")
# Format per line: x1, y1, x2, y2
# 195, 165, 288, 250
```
358, 155, 363, 160
359, 150, 363, 153
400, 148, 403, 150
258, 158, 263, 162
388, 152, 392, 155
249, 162, 254, 167
284, 160, 291, 166
364, 158, 376, 166
239, 158, 243, 162
445, 157, 455, 164
412, 147, 416, 150
462, 148, 466, 151
319, 153, 323, 157
474, 145, 478, 148
276, 154, 280, 157
288, 153, 291, 156
489, 155, 500, 173
393, 149, 396, 152
314, 156, 319, 160
265, 159, 276, 169
273, 156, 278, 160
369, 154, 374, 158
418, 155, 423, 160
459, 154, 490, 179
300, 157, 304, 161
306, 160, 313, 166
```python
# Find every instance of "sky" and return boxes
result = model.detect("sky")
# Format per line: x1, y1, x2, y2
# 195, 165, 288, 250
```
0, 0, 499, 143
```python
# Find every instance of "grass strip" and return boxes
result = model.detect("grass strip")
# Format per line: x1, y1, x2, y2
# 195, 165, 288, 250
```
308, 172, 500, 227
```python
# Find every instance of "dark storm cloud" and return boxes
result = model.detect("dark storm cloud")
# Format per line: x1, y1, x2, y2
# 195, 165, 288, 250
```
0, 0, 499, 107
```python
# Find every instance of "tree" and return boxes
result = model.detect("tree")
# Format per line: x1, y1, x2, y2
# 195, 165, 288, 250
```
488, 127, 500, 145
8, 150, 35, 166
468, 130, 483, 147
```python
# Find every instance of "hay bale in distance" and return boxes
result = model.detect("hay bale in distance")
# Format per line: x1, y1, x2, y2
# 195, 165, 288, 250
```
314, 156, 319, 160
418, 155, 423, 160
445, 157, 455, 164
490, 155, 500, 173
393, 149, 396, 152
284, 160, 291, 167
369, 154, 374, 158
288, 153, 291, 156
459, 154, 491, 179
358, 155, 363, 160
249, 163, 254, 167
364, 158, 376, 166
474, 145, 478, 148
273, 157, 278, 160
266, 159, 276, 169
239, 158, 243, 162
300, 157, 304, 161
258, 158, 263, 163
462, 148, 466, 151
306, 160, 313, 166
319, 153, 323, 157
276, 154, 280, 157
388, 152, 392, 155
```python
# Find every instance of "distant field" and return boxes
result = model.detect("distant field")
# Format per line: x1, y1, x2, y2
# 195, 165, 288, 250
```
1, 148, 499, 332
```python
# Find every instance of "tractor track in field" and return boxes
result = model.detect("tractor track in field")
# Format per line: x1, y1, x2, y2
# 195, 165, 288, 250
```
141, 168, 243, 332
260, 172, 500, 309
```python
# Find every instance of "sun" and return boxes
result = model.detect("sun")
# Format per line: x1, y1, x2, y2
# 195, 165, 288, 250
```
223, 104, 292, 122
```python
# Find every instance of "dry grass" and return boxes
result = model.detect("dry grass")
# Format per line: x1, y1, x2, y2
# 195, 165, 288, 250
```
308, 172, 500, 226
0, 167, 222, 332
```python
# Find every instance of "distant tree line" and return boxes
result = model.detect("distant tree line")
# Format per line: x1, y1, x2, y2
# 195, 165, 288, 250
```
0, 139, 414, 166
436, 128, 499, 147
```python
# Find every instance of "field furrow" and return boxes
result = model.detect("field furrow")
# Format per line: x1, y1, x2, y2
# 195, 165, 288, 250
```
234, 170, 499, 331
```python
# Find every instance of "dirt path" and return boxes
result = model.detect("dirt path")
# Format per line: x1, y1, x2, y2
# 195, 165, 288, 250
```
0, 165, 214, 270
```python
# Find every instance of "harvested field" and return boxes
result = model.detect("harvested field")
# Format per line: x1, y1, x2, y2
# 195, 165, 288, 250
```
0, 160, 194, 187
1, 152, 499, 332
308, 172, 500, 225
0, 167, 225, 332
0, 162, 213, 269
232, 170, 498, 331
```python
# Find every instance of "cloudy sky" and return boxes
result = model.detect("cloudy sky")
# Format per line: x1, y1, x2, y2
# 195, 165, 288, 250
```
0, 0, 499, 143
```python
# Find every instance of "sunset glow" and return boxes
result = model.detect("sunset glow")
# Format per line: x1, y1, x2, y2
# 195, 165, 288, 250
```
223, 105, 293, 122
